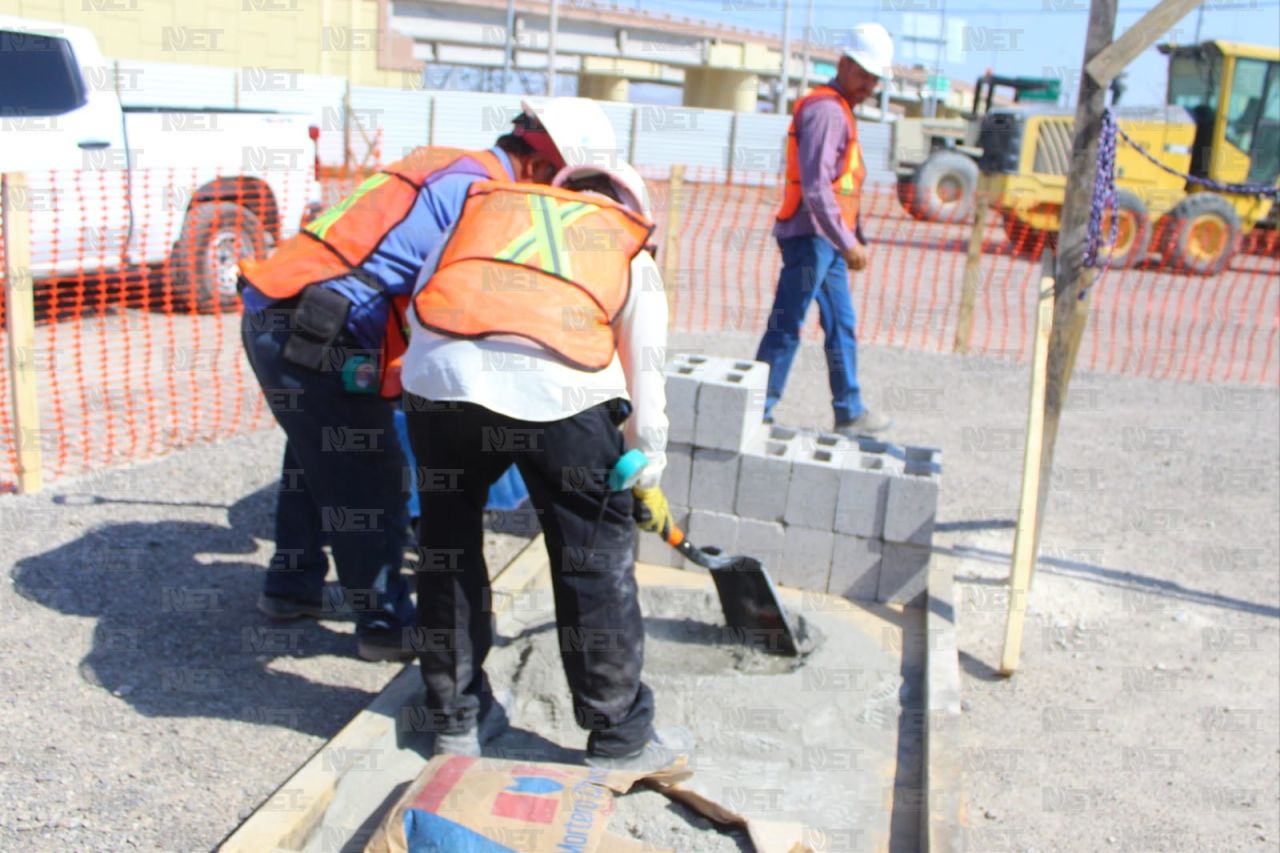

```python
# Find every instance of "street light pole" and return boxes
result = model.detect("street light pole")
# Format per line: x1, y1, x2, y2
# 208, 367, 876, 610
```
503, 0, 515, 93
800, 0, 813, 96
776, 0, 792, 114
546, 0, 559, 96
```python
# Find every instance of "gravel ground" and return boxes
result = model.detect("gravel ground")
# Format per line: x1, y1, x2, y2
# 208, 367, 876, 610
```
1, 326, 1276, 851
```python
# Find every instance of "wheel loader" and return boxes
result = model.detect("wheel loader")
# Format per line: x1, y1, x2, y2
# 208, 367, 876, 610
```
977, 40, 1279, 275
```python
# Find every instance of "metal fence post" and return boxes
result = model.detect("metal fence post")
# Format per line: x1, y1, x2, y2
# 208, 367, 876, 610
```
3, 173, 44, 493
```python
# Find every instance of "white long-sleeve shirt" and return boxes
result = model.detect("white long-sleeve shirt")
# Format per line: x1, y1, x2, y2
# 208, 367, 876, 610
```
401, 245, 669, 487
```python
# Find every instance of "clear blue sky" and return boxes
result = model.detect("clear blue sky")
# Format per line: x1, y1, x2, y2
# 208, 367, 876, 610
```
626, 0, 1280, 106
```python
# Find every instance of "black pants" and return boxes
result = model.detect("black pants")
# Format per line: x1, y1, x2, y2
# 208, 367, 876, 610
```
403, 397, 654, 758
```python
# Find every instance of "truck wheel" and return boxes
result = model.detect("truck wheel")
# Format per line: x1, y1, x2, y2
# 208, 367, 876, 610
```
169, 203, 265, 312
907, 151, 978, 223
1157, 193, 1241, 276
1097, 189, 1151, 269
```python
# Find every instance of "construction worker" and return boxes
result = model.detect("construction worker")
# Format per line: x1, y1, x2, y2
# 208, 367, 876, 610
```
757, 22, 896, 437
238, 98, 618, 662
400, 162, 688, 769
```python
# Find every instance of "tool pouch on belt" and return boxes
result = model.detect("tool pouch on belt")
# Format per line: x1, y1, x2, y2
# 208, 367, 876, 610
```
281, 286, 351, 372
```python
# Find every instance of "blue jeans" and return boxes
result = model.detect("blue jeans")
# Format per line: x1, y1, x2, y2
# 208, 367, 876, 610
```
242, 309, 414, 632
755, 234, 864, 423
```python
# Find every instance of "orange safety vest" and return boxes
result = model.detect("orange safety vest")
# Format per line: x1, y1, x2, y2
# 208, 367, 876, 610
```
239, 146, 507, 398
412, 181, 655, 372
775, 85, 865, 231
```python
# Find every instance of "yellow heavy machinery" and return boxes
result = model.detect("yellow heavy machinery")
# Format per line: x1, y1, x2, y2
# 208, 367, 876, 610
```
978, 40, 1279, 274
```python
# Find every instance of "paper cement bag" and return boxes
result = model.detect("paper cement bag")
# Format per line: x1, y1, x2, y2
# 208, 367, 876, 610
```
365, 755, 690, 853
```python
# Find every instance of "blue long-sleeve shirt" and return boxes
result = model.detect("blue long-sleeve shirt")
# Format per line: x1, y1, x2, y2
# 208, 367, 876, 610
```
242, 147, 515, 349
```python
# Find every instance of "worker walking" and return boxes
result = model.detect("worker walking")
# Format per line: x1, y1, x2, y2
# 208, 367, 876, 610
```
238, 98, 614, 662
400, 162, 687, 769
756, 22, 896, 437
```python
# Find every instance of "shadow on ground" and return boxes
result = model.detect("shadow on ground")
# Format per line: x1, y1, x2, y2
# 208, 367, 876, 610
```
9, 485, 388, 739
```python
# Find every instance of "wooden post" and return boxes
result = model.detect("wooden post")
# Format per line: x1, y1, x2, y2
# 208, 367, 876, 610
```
1084, 0, 1203, 87
1032, 0, 1118, 561
1000, 252, 1055, 675
662, 164, 686, 316
3, 173, 44, 493
953, 191, 988, 353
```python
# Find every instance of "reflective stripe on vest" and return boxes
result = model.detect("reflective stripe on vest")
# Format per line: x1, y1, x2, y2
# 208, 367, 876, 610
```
239, 147, 506, 299
775, 85, 866, 231
412, 182, 655, 372
238, 147, 506, 398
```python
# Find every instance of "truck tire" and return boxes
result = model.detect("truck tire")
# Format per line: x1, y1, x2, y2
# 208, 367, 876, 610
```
906, 151, 978, 223
169, 203, 266, 313
1156, 192, 1241, 276
1097, 189, 1151, 269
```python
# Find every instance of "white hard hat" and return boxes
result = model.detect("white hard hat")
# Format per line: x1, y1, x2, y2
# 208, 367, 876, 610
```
552, 161, 652, 220
843, 22, 894, 80
520, 97, 618, 168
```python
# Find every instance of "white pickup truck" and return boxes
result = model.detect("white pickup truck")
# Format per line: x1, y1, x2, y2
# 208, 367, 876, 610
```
0, 15, 316, 311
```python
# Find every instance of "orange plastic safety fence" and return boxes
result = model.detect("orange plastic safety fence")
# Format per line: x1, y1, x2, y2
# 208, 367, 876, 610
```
2, 164, 1277, 492
646, 167, 1279, 390
0, 166, 297, 491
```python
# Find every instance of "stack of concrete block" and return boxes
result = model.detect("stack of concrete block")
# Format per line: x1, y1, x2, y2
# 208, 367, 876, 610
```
635, 354, 941, 608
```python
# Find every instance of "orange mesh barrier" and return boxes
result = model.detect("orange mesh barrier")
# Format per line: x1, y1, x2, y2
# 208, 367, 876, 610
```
2, 164, 1277, 492
641, 165, 1279, 388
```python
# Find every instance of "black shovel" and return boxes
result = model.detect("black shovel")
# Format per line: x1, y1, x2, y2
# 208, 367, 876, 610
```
655, 523, 801, 658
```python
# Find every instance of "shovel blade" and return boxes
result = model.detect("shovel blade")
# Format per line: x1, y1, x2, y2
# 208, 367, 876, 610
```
707, 556, 800, 657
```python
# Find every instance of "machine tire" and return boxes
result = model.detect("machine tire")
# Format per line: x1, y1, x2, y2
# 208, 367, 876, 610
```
906, 151, 978, 223
1097, 189, 1152, 269
896, 177, 930, 221
1157, 192, 1241, 276
1001, 211, 1057, 257
168, 203, 266, 313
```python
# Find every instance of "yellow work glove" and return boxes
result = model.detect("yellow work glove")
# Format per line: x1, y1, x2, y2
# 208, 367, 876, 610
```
632, 485, 675, 542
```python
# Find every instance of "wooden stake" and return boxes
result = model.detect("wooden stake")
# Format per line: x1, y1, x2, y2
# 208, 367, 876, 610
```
3, 173, 43, 494
1000, 253, 1055, 676
662, 164, 686, 316
1085, 0, 1203, 86
1033, 0, 1117, 569
953, 192, 988, 353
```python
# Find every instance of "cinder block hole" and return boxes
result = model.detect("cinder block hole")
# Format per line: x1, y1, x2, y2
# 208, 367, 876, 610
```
905, 461, 933, 477
765, 441, 787, 457
813, 450, 833, 463
769, 426, 798, 441
733, 361, 754, 371
816, 434, 841, 447
676, 366, 694, 375
905, 447, 936, 462
725, 373, 744, 384
686, 355, 707, 364
861, 455, 883, 470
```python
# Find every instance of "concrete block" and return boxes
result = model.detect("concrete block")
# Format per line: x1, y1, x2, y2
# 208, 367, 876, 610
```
774, 526, 834, 592
829, 534, 882, 602
689, 447, 739, 514
735, 518, 787, 569
660, 443, 693, 507
636, 504, 688, 568
834, 452, 899, 538
883, 465, 940, 546
686, 509, 739, 572
784, 433, 853, 530
693, 359, 768, 452
879, 542, 930, 607
663, 360, 704, 446
734, 426, 796, 522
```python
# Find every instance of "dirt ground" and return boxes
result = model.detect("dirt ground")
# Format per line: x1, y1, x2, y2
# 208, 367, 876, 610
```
0, 327, 1276, 852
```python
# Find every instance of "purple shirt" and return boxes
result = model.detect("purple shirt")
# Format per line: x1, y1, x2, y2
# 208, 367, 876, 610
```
773, 80, 860, 254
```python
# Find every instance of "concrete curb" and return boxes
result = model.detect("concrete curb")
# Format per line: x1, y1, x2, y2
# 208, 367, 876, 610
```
922, 552, 966, 853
